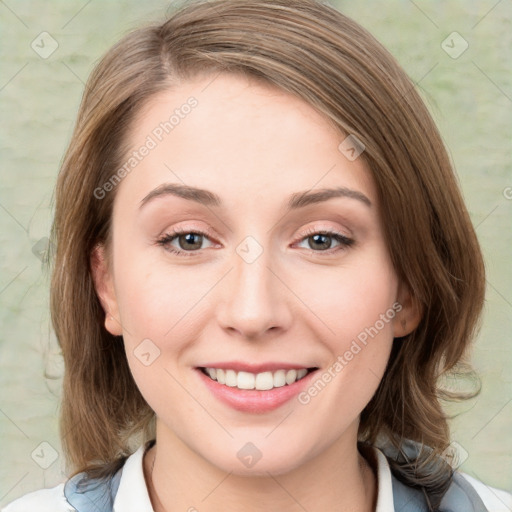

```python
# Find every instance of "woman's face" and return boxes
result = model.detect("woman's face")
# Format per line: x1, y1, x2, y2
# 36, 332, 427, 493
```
93, 73, 417, 475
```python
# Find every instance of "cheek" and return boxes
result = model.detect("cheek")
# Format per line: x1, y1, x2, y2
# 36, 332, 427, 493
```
114, 257, 203, 341
295, 252, 397, 401
298, 256, 398, 345
114, 262, 201, 411
112, 258, 217, 391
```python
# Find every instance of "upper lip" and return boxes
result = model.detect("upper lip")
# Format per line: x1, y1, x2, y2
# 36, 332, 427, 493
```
196, 361, 317, 373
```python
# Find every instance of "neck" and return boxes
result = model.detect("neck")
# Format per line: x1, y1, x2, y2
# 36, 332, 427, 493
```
143, 425, 377, 512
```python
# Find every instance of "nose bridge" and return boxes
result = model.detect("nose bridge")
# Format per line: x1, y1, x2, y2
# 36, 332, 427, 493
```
216, 234, 291, 338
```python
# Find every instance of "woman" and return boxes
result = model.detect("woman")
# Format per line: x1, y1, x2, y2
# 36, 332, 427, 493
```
3, 0, 511, 510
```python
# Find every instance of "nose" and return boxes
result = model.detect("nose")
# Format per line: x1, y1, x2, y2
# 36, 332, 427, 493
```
216, 245, 293, 340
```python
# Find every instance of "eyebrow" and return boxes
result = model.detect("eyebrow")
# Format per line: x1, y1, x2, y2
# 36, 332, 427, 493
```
139, 183, 372, 210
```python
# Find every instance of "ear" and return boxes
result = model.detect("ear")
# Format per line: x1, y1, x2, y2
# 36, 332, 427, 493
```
90, 243, 123, 336
393, 281, 422, 338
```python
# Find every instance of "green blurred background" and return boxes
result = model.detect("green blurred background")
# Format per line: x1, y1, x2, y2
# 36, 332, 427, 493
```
1, 0, 511, 506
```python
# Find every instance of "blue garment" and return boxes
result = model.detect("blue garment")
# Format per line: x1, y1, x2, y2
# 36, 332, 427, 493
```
63, 443, 489, 512
64, 468, 122, 512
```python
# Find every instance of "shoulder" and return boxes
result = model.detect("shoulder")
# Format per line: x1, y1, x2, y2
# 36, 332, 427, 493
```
458, 472, 512, 512
1, 483, 75, 512
1, 441, 153, 512
370, 441, 512, 512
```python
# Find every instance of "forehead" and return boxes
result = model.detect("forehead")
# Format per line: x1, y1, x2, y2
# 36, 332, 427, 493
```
115, 72, 377, 212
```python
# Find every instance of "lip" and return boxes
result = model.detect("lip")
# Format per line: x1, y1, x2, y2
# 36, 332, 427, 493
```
196, 361, 313, 373
195, 366, 319, 414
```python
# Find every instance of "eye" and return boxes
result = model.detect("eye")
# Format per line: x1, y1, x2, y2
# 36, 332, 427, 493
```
156, 228, 216, 257
294, 228, 354, 254
155, 226, 354, 258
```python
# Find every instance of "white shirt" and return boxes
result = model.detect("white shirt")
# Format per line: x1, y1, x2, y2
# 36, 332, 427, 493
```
2, 443, 511, 511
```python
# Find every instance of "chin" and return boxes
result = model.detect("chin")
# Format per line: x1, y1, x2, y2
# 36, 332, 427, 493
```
205, 444, 308, 477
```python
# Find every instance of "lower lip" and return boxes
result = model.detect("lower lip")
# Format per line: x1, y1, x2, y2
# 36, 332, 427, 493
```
195, 368, 318, 413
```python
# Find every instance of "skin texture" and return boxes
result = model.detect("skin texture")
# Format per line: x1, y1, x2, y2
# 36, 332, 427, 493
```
91, 73, 421, 512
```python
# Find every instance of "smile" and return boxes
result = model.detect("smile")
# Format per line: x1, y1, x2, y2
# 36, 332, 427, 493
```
195, 365, 319, 413
200, 367, 314, 391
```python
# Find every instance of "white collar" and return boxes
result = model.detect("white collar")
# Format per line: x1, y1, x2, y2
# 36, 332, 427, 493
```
113, 441, 395, 511
113, 442, 155, 511
373, 445, 395, 511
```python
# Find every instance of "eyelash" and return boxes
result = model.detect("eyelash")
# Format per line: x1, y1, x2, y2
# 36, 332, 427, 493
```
155, 227, 354, 258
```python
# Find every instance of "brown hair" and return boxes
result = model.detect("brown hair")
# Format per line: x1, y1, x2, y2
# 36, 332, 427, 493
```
49, 0, 485, 506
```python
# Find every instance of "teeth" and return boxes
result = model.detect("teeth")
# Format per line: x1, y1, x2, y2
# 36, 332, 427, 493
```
225, 369, 237, 387
273, 369, 286, 388
285, 369, 297, 385
216, 368, 226, 384
203, 367, 311, 390
255, 371, 274, 390
237, 371, 255, 389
